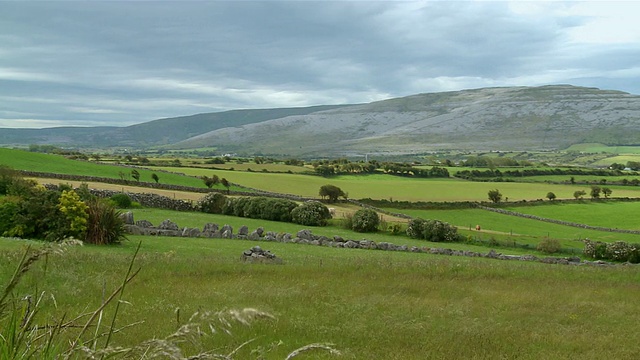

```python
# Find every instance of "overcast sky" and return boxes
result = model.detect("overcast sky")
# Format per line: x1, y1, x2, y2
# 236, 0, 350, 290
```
1, 1, 640, 129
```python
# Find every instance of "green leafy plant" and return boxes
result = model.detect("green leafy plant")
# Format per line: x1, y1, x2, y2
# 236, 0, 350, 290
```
351, 208, 380, 233
85, 198, 127, 245
291, 201, 331, 226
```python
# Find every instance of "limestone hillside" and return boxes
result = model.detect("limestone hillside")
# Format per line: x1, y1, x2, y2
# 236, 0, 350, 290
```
2, 85, 640, 156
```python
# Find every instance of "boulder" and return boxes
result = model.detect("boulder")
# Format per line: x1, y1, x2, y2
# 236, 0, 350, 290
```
159, 219, 179, 231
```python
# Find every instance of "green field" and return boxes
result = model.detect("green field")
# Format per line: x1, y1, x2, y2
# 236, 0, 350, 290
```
565, 143, 640, 154
392, 207, 640, 247
158, 166, 640, 201
504, 201, 640, 230
2, 236, 639, 359
0, 148, 207, 188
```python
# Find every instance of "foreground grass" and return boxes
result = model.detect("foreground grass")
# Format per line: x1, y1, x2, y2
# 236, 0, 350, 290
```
1, 236, 639, 359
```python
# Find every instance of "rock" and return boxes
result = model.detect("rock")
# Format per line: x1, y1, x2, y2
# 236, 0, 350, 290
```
248, 230, 261, 240
182, 227, 201, 237
120, 211, 134, 225
241, 246, 282, 264
202, 223, 219, 233
238, 225, 249, 236
221, 224, 233, 237
297, 229, 314, 240
135, 220, 154, 228
159, 219, 179, 231
255, 227, 264, 236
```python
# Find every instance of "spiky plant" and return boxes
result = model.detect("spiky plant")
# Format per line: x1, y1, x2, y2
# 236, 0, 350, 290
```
85, 198, 127, 245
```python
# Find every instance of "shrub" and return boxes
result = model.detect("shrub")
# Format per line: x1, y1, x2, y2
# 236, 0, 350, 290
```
406, 218, 427, 239
110, 193, 133, 208
291, 201, 331, 226
406, 218, 459, 242
583, 239, 640, 263
351, 208, 380, 233
0, 197, 19, 236
197, 192, 227, 214
422, 219, 459, 242
85, 198, 127, 245
57, 190, 89, 239
0, 165, 18, 195
537, 236, 561, 254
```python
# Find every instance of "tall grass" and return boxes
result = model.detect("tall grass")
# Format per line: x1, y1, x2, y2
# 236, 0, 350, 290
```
0, 241, 341, 359
2, 236, 639, 359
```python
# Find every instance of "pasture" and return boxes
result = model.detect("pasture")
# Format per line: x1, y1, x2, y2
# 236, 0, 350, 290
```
0, 148, 207, 189
504, 201, 640, 230
2, 236, 639, 359
157, 166, 640, 202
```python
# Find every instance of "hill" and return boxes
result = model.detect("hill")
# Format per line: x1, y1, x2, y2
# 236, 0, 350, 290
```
172, 85, 640, 156
2, 85, 640, 156
0, 105, 348, 148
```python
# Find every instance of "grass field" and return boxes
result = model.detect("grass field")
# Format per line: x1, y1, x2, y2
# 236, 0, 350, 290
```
157, 166, 640, 202
504, 201, 640, 230
565, 143, 640, 154
391, 207, 640, 248
2, 236, 639, 359
0, 148, 207, 189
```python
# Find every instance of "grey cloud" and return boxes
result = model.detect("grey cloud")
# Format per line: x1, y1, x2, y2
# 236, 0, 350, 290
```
0, 1, 639, 128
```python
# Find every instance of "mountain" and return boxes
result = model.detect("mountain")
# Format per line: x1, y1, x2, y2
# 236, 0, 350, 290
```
2, 85, 640, 156
0, 105, 348, 148
171, 85, 640, 156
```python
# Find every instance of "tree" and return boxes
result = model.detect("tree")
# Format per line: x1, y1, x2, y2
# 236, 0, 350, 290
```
590, 185, 601, 199
546, 192, 556, 201
573, 190, 586, 199
220, 178, 231, 194
602, 187, 612, 198
151, 173, 159, 183
319, 184, 345, 203
202, 175, 220, 188
131, 169, 140, 182
487, 189, 502, 203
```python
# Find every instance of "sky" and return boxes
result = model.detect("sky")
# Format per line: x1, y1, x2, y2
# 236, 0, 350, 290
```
1, 0, 640, 129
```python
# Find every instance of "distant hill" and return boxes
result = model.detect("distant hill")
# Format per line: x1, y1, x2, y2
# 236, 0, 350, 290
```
2, 85, 640, 156
0, 105, 348, 148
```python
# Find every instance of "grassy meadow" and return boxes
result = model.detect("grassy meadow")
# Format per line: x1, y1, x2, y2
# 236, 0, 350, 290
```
157, 166, 640, 202
3, 147, 640, 358
1, 236, 639, 359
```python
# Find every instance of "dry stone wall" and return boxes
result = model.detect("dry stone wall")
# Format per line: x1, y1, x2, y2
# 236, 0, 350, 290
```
121, 212, 622, 267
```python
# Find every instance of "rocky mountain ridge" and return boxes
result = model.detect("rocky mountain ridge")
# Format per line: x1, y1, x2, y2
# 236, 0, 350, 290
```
2, 85, 639, 156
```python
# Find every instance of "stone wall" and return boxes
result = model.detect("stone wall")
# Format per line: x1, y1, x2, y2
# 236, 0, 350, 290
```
121, 212, 625, 266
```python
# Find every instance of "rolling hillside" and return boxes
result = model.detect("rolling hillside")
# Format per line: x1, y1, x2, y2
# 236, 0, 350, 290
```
2, 85, 640, 156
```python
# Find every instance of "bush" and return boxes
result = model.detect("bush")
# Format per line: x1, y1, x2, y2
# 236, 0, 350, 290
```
406, 218, 427, 239
291, 201, 331, 226
0, 165, 18, 195
221, 196, 298, 222
537, 237, 561, 254
583, 239, 640, 263
85, 198, 127, 245
110, 193, 133, 208
197, 192, 227, 214
0, 197, 19, 236
422, 219, 459, 242
406, 218, 459, 242
351, 208, 380, 233
58, 190, 89, 239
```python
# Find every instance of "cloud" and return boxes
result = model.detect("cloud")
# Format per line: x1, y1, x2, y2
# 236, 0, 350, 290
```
1, 0, 639, 129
